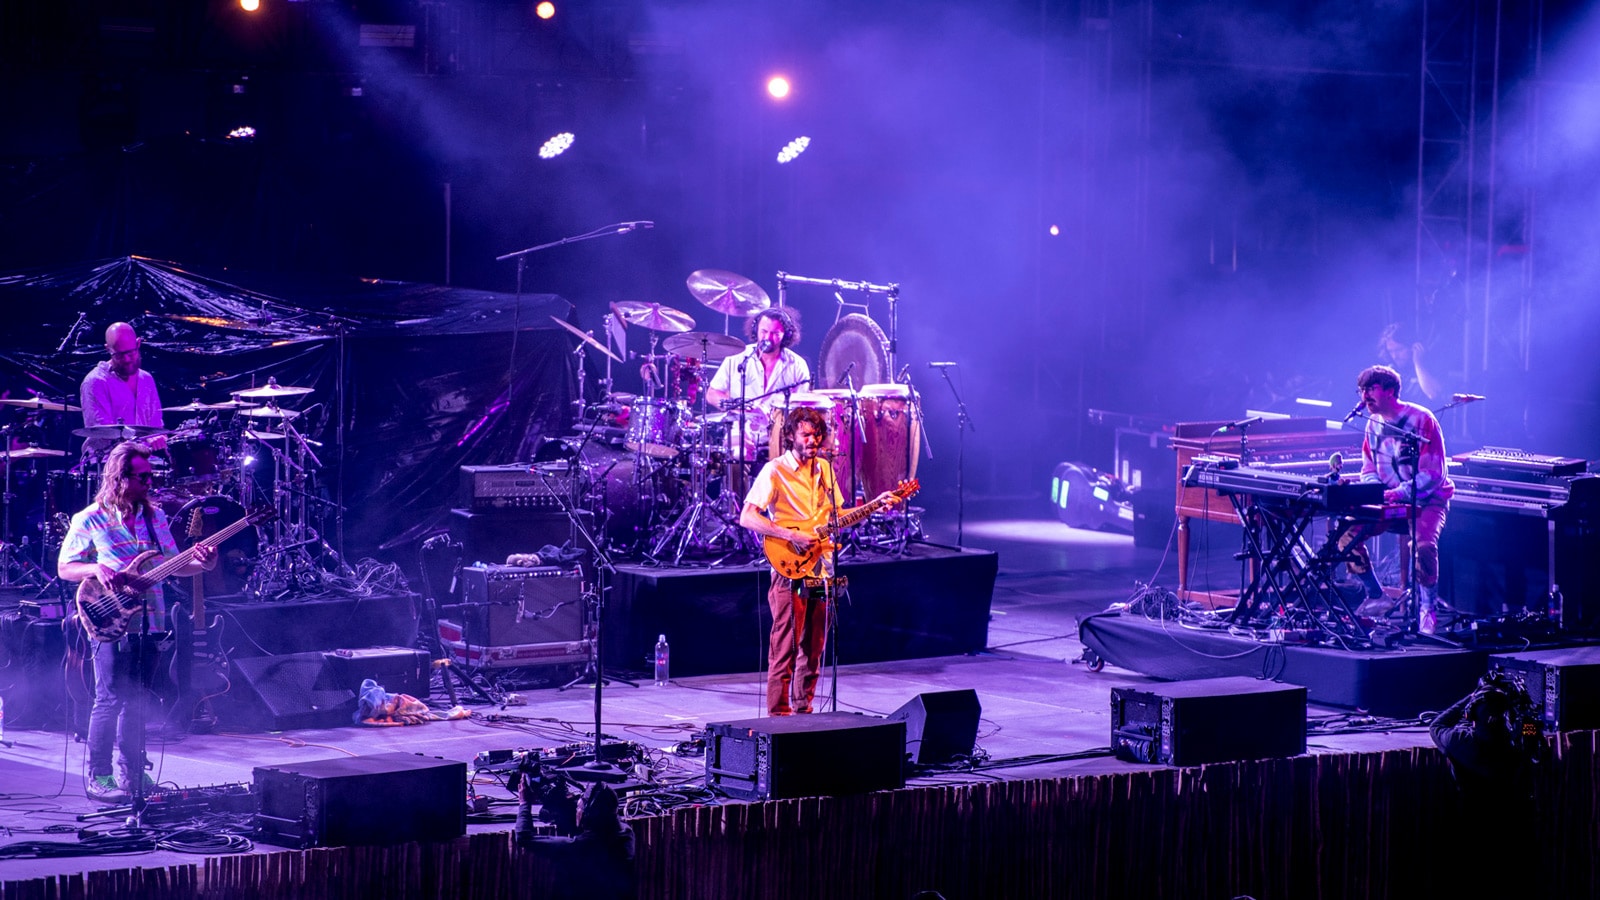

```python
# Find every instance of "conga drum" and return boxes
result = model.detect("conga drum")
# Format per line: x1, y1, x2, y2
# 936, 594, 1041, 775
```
767, 392, 838, 460
811, 389, 861, 502
858, 383, 919, 499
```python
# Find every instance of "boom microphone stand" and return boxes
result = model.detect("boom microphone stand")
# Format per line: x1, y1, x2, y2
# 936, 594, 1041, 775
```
929, 363, 974, 547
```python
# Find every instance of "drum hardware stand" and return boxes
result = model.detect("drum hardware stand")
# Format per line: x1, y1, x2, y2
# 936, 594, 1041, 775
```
246, 410, 350, 598
0, 434, 51, 589
929, 363, 975, 546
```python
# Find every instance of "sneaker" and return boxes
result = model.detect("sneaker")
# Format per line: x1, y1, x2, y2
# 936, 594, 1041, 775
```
115, 761, 157, 794
86, 774, 129, 805
1419, 607, 1438, 635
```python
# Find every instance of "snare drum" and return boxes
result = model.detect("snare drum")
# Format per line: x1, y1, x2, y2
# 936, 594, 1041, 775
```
767, 392, 838, 460
858, 383, 920, 499
623, 398, 687, 460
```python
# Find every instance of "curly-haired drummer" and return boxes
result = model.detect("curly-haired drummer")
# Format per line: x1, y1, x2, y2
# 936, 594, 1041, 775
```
706, 308, 811, 458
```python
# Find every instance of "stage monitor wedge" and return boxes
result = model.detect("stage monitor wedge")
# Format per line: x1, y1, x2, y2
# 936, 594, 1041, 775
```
1111, 676, 1307, 766
887, 689, 981, 766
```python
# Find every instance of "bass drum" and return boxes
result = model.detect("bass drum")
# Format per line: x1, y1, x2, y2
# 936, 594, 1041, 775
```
588, 450, 680, 548
166, 494, 259, 598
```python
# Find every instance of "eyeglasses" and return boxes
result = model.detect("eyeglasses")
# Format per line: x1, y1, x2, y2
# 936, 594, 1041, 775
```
108, 341, 141, 359
127, 471, 154, 483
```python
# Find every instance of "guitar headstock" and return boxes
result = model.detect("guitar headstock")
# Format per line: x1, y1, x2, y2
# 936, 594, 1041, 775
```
247, 504, 278, 526
187, 507, 205, 540
894, 478, 921, 501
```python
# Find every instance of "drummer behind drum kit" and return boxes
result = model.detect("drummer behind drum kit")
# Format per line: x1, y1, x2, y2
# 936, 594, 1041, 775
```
0, 378, 347, 600
540, 269, 923, 566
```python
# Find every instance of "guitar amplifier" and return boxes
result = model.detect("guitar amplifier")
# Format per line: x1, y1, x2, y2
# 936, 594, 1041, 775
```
445, 565, 586, 646
460, 463, 578, 511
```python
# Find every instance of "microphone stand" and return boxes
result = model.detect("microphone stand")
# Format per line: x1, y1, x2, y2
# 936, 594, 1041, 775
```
821, 451, 843, 713
931, 366, 975, 547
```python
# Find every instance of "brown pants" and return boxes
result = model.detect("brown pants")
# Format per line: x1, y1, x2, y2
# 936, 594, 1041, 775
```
767, 574, 829, 715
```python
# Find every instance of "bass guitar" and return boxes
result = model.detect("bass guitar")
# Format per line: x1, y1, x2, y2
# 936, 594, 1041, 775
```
168, 507, 231, 730
75, 505, 274, 643
762, 479, 919, 580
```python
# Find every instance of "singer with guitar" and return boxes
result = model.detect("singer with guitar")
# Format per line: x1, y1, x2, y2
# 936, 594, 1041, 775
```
57, 441, 216, 804
740, 407, 912, 717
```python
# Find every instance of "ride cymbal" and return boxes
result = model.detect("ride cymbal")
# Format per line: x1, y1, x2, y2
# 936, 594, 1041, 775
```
240, 407, 302, 420
234, 379, 313, 399
1, 397, 80, 413
0, 446, 68, 459
663, 331, 746, 363
550, 315, 623, 363
685, 269, 771, 316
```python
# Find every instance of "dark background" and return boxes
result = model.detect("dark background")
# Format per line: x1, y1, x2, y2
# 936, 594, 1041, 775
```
3, 0, 1598, 557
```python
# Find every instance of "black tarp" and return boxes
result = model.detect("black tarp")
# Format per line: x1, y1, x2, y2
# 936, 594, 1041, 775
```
0, 256, 574, 561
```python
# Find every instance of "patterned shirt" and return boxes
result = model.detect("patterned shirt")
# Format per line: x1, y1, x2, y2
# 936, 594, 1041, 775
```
59, 501, 182, 630
1360, 400, 1455, 506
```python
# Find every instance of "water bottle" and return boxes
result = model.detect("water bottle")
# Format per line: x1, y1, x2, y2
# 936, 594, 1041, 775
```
653, 634, 670, 686
0, 694, 6, 743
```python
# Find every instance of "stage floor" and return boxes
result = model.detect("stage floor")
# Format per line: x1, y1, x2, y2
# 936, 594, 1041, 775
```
0, 498, 1454, 884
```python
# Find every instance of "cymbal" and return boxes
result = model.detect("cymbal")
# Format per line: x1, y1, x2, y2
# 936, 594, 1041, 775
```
164, 401, 228, 413
240, 407, 301, 420
207, 399, 262, 410
234, 380, 313, 400
610, 301, 695, 333
243, 429, 285, 441
73, 424, 166, 440
1, 397, 80, 413
549, 316, 622, 363
686, 269, 771, 316
663, 331, 746, 363
0, 446, 68, 459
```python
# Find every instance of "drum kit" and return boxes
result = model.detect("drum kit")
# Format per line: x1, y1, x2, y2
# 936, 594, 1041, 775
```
0, 377, 344, 599
542, 270, 925, 565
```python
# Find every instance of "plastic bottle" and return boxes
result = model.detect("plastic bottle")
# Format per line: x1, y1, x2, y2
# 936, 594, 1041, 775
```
654, 634, 670, 686
0, 694, 6, 743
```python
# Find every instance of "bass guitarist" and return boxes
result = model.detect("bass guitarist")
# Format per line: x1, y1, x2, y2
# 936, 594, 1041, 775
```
739, 407, 904, 717
57, 440, 215, 804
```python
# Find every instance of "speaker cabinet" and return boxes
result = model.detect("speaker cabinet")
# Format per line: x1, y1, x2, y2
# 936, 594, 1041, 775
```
705, 712, 906, 801
887, 689, 981, 766
254, 752, 467, 848
322, 646, 431, 699
1111, 676, 1307, 766
1489, 647, 1600, 732
219, 651, 357, 732
447, 508, 592, 568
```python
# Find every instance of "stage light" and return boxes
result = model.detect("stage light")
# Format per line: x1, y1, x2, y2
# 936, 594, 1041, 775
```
767, 76, 792, 100
226, 125, 257, 141
539, 132, 575, 159
1048, 224, 1060, 236
535, 2, 555, 19
241, 0, 260, 11
776, 136, 810, 164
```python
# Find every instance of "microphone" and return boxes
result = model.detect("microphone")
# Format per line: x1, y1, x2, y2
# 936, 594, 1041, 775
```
616, 221, 655, 231
1451, 393, 1487, 403
1342, 401, 1365, 424
836, 361, 856, 387
928, 361, 957, 368
758, 338, 776, 354
897, 365, 911, 384
1325, 451, 1343, 484
1214, 415, 1262, 433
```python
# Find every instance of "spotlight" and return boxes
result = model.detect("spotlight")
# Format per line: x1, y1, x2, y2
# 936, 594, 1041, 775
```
539, 132, 575, 159
226, 125, 257, 141
241, 0, 260, 11
766, 76, 792, 100
776, 136, 810, 164
535, 1, 555, 19
1048, 224, 1060, 236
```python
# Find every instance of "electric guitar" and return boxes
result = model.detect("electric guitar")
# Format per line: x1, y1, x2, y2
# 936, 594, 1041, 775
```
75, 505, 274, 643
763, 479, 919, 580
168, 508, 231, 729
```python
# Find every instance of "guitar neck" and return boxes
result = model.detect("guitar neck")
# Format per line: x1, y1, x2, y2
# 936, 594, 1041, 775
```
133, 515, 253, 591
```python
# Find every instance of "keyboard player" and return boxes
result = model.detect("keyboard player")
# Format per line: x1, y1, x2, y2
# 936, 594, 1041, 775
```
1336, 365, 1454, 634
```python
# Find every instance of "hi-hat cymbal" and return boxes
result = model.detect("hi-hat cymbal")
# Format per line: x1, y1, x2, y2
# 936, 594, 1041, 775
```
0, 446, 68, 459
234, 379, 313, 400
73, 424, 166, 440
663, 331, 746, 363
610, 301, 695, 333
1, 397, 80, 413
240, 407, 301, 420
549, 315, 622, 363
686, 269, 771, 316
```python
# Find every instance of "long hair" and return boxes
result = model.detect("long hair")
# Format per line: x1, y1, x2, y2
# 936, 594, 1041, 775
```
744, 307, 802, 350
95, 441, 154, 520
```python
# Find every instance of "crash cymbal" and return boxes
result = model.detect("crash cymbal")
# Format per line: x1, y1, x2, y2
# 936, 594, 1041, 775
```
549, 315, 622, 363
610, 301, 696, 333
663, 331, 746, 363
686, 269, 771, 317
73, 424, 167, 440
0, 446, 68, 459
206, 399, 262, 410
240, 407, 301, 420
234, 379, 313, 400
242, 429, 285, 441
1, 397, 80, 413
